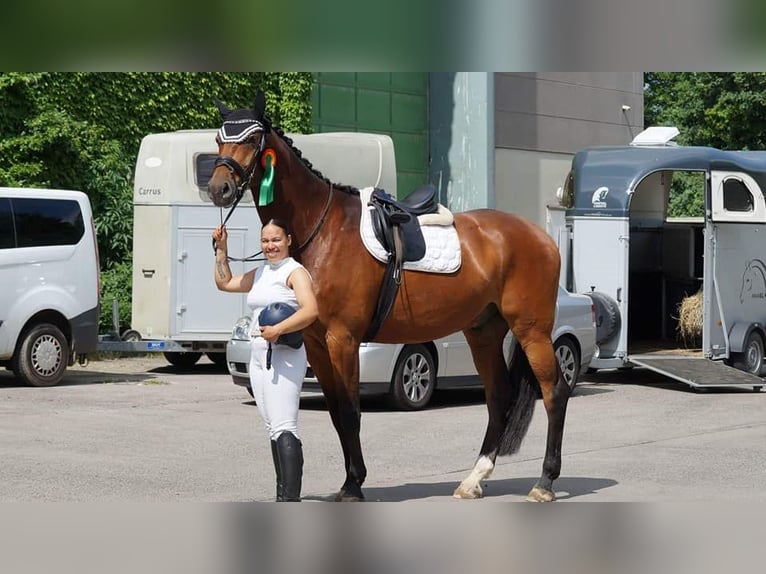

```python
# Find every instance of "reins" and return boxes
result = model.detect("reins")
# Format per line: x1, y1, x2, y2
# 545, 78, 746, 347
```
216, 179, 334, 263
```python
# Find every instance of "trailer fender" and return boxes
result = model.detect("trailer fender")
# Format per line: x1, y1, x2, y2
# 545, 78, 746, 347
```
728, 322, 765, 353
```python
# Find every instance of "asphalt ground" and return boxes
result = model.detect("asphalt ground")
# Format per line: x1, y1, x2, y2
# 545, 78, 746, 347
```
1, 355, 765, 504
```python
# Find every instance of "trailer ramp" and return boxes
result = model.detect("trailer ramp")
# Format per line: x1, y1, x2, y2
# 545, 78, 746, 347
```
628, 353, 764, 390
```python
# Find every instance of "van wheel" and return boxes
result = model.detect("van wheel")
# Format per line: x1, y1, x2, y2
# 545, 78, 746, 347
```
389, 344, 436, 411
163, 351, 202, 369
732, 332, 764, 376
12, 324, 69, 387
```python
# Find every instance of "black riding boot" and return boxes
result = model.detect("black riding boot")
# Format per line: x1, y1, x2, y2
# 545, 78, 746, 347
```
270, 440, 283, 502
275, 432, 303, 502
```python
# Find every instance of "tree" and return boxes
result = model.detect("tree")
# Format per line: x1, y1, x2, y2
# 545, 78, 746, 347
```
645, 73, 766, 217
645, 72, 766, 149
0, 73, 313, 332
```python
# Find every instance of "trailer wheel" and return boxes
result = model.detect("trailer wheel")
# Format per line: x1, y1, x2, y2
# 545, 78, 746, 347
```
163, 351, 202, 369
121, 329, 141, 342
732, 332, 765, 376
586, 291, 621, 345
206, 352, 228, 368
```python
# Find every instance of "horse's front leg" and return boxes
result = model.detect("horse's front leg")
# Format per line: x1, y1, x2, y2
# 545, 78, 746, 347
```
310, 328, 367, 501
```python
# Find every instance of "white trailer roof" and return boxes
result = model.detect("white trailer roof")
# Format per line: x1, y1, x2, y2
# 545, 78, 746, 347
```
134, 130, 397, 206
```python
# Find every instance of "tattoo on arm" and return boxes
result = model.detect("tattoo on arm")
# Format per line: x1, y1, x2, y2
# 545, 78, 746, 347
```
216, 261, 228, 280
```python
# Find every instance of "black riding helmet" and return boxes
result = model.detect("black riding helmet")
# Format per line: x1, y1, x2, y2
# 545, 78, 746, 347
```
258, 302, 303, 349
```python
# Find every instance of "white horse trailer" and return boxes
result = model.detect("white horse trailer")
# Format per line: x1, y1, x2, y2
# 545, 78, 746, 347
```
547, 127, 766, 390
98, 130, 396, 367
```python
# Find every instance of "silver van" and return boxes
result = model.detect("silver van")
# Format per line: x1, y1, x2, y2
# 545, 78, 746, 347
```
0, 188, 100, 386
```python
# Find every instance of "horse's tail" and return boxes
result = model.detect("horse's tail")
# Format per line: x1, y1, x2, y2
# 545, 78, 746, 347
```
497, 344, 540, 457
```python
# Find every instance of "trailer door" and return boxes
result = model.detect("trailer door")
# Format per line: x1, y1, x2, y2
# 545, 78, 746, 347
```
708, 171, 766, 359
176, 226, 248, 337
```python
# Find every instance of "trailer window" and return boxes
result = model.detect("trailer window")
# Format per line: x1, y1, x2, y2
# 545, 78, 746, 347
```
195, 153, 218, 191
723, 178, 754, 212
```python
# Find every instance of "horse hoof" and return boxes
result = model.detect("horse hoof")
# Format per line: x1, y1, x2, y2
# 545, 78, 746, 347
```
335, 488, 365, 502
526, 486, 556, 502
453, 484, 483, 499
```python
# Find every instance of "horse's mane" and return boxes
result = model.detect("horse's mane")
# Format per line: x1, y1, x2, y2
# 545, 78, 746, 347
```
273, 125, 360, 197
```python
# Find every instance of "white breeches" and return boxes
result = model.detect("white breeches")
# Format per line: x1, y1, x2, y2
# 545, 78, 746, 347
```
249, 337, 306, 441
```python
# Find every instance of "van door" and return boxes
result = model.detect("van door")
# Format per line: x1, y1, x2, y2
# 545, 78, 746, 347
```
708, 171, 766, 359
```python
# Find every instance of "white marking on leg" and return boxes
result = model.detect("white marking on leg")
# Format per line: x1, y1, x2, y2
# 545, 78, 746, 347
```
453, 455, 495, 499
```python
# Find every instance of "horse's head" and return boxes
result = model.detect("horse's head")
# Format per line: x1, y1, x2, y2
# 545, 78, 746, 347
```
208, 91, 272, 208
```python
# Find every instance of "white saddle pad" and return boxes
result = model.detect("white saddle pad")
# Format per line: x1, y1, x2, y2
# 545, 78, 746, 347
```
359, 187, 461, 273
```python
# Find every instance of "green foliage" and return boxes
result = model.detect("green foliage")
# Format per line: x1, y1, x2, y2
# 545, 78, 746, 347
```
645, 73, 766, 217
0, 72, 314, 333
645, 72, 766, 150
667, 172, 705, 219
99, 260, 133, 333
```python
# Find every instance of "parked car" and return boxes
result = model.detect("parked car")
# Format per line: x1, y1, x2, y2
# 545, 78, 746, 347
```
226, 286, 596, 410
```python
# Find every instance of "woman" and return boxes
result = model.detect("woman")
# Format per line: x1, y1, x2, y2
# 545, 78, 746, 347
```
212, 219, 318, 501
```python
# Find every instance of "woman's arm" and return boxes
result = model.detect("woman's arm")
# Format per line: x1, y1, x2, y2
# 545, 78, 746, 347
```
212, 225, 255, 293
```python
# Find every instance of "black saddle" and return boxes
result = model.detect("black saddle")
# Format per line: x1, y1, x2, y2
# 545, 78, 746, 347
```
369, 185, 439, 262
364, 185, 438, 342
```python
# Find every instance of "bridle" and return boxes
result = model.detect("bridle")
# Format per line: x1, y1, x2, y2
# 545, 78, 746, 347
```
211, 122, 334, 262
214, 119, 268, 230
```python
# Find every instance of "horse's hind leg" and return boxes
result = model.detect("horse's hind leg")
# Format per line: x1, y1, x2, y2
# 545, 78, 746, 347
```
518, 331, 570, 502
453, 309, 513, 499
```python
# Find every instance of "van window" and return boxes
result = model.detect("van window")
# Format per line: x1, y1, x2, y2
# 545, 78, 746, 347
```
0, 198, 14, 248
12, 198, 84, 247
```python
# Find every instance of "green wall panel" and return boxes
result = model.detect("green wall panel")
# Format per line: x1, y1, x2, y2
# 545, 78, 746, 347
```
312, 72, 428, 199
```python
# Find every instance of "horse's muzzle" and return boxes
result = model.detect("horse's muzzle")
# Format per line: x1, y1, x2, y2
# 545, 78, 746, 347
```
208, 177, 237, 208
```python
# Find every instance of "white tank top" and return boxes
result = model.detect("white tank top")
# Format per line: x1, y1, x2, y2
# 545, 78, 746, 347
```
247, 257, 306, 329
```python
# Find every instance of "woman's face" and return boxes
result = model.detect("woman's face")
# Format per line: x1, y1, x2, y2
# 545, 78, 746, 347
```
261, 223, 291, 262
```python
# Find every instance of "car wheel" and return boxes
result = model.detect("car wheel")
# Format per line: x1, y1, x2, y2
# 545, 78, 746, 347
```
12, 323, 69, 387
163, 351, 202, 369
206, 352, 228, 369
555, 336, 581, 393
389, 344, 436, 411
732, 332, 764, 376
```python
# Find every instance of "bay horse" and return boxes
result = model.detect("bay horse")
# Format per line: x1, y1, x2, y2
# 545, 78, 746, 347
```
208, 92, 570, 502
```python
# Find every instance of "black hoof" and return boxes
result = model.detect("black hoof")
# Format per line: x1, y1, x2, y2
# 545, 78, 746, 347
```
335, 484, 365, 501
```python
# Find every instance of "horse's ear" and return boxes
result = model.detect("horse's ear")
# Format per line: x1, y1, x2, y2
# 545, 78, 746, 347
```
214, 96, 230, 118
254, 91, 266, 120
